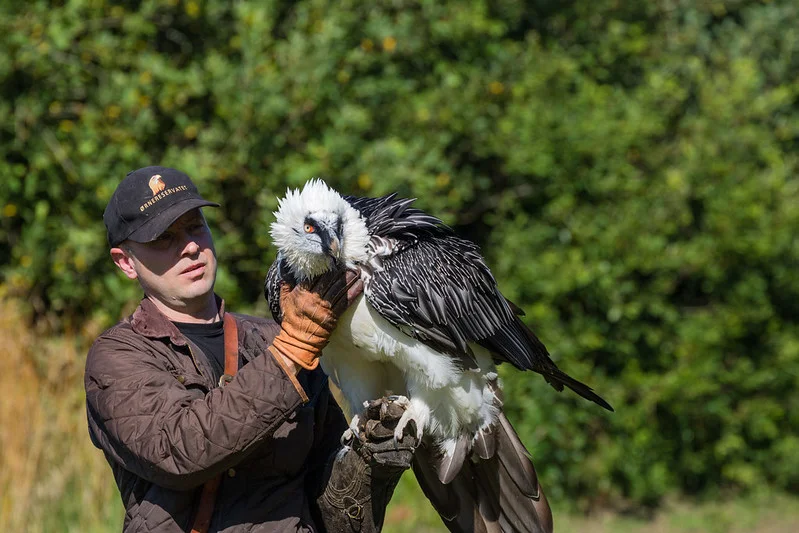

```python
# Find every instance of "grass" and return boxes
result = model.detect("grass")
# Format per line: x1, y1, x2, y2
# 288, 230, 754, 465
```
1, 295, 798, 533
0, 299, 123, 533
550, 491, 799, 533
384, 476, 799, 533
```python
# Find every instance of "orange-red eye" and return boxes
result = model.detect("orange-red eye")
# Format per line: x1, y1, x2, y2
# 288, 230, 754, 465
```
304, 223, 315, 233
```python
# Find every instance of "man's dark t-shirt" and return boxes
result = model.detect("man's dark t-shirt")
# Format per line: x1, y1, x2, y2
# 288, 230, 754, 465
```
174, 320, 225, 380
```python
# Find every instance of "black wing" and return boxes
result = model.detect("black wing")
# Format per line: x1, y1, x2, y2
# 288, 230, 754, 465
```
263, 254, 298, 322
344, 193, 446, 243
347, 194, 612, 411
347, 193, 546, 369
365, 232, 552, 371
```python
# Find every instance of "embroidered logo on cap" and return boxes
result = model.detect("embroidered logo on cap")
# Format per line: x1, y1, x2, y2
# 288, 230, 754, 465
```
139, 178, 189, 212
149, 174, 166, 196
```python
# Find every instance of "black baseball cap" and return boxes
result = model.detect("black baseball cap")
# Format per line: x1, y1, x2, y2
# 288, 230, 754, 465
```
103, 166, 219, 247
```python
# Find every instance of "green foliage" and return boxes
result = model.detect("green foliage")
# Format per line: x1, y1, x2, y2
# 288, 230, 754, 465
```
2, 0, 798, 511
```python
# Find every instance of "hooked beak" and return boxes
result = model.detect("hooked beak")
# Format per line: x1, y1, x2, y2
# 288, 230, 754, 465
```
327, 235, 341, 258
317, 222, 343, 263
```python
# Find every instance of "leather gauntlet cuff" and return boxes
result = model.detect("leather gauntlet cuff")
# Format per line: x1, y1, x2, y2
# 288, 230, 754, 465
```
320, 448, 393, 532
318, 447, 408, 533
269, 331, 325, 370
316, 397, 417, 532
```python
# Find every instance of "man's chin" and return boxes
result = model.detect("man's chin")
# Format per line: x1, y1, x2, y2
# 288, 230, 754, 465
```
179, 279, 215, 301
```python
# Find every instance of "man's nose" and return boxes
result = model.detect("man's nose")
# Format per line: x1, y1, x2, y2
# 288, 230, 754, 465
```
181, 234, 200, 256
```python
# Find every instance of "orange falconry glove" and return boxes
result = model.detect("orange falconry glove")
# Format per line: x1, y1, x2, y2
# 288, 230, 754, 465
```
269, 268, 363, 370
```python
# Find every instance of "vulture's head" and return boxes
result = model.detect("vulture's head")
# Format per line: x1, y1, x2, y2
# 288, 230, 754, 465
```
270, 179, 370, 282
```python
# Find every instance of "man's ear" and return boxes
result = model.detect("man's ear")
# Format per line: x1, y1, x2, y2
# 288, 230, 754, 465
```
111, 247, 138, 280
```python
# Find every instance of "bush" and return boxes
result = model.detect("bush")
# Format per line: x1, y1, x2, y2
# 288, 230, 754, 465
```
1, 0, 797, 510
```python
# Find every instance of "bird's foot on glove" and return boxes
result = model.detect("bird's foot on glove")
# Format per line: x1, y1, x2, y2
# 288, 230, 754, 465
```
338, 395, 419, 473
340, 395, 409, 445
389, 396, 424, 446
342, 396, 420, 447
340, 414, 361, 446
386, 394, 410, 408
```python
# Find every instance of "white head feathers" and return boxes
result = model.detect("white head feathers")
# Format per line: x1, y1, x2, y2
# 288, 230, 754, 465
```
271, 178, 370, 281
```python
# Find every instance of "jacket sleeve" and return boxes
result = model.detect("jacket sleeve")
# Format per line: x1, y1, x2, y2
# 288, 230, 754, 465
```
84, 327, 306, 491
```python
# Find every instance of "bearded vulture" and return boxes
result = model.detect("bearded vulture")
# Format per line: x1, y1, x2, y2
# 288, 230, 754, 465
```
264, 179, 612, 533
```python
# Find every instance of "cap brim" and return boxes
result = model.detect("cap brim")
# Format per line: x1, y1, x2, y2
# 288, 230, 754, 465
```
126, 198, 219, 244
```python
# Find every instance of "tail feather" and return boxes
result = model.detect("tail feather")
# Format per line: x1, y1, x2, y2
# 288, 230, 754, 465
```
412, 415, 553, 533
482, 316, 614, 412
412, 445, 459, 521
436, 433, 470, 484
475, 486, 502, 533
473, 459, 535, 533
496, 412, 539, 499
451, 471, 497, 533
473, 425, 496, 460
547, 369, 614, 412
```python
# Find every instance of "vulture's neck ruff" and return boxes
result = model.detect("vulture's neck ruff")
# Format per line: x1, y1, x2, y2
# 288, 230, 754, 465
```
270, 179, 370, 281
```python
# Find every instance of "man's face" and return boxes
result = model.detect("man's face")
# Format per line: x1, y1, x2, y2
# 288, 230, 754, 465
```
114, 209, 218, 313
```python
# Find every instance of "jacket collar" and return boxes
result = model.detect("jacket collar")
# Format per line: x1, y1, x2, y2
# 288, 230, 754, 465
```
129, 295, 227, 346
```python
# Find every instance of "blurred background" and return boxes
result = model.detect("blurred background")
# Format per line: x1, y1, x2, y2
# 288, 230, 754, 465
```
2, 0, 798, 531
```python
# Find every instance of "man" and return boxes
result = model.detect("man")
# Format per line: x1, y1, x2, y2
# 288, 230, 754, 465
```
85, 166, 415, 533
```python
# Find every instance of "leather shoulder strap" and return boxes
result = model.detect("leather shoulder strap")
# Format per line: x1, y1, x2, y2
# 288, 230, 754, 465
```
221, 313, 239, 382
191, 313, 239, 533
190, 476, 221, 533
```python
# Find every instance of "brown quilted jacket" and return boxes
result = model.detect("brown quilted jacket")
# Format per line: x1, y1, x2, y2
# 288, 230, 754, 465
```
85, 297, 349, 532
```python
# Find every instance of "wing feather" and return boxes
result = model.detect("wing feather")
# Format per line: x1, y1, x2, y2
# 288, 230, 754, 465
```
263, 258, 283, 321
364, 234, 543, 370
344, 193, 612, 410
348, 192, 546, 370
